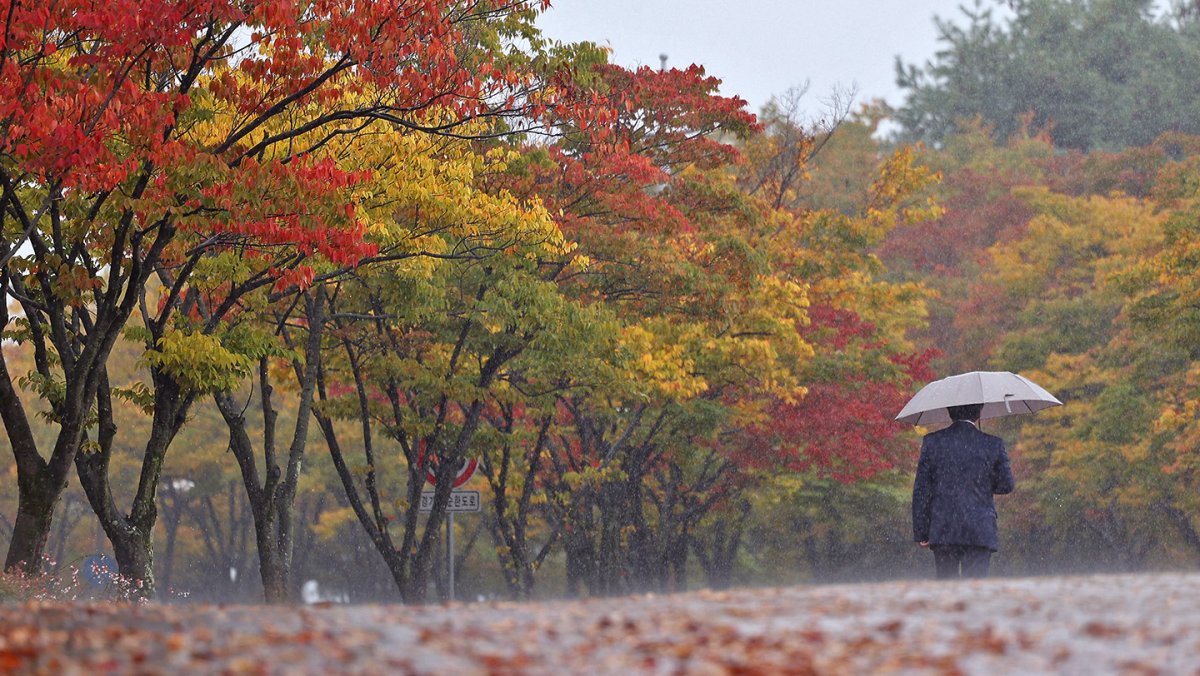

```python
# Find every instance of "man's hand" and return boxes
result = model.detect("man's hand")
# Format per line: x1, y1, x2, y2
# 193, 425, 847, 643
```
918, 541, 929, 548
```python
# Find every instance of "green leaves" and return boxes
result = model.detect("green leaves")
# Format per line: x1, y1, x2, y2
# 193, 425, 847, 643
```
142, 330, 255, 394
112, 383, 155, 415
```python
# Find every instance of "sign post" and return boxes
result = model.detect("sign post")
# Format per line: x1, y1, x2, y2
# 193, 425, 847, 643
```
420, 457, 479, 601
446, 512, 455, 601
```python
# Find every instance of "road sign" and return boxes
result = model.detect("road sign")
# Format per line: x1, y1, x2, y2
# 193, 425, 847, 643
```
424, 456, 478, 488
418, 490, 481, 513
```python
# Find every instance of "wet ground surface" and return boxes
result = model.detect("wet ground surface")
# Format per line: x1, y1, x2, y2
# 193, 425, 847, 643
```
2, 572, 1198, 674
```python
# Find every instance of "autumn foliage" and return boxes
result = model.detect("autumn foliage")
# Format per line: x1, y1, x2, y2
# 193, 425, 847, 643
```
12, 0, 1200, 604
1, 0, 948, 593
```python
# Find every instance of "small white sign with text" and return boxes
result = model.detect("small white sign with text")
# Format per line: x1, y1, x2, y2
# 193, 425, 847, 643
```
418, 490, 481, 513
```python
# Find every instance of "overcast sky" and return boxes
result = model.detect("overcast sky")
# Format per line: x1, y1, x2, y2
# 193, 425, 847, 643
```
536, 1, 1009, 119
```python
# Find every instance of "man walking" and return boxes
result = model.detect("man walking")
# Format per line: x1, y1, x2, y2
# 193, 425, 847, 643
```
912, 403, 1015, 579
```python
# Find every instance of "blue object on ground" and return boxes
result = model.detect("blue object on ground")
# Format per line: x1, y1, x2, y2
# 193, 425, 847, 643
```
81, 554, 118, 587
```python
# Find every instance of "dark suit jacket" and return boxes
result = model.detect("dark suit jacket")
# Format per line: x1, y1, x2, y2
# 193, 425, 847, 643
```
912, 420, 1015, 551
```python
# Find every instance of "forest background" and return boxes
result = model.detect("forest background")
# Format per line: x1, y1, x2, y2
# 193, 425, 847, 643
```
4, 0, 1200, 603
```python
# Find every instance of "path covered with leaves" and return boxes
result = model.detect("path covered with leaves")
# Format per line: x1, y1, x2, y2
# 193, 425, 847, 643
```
2, 572, 1198, 674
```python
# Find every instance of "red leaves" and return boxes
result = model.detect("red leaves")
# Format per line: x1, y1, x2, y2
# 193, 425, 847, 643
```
734, 307, 937, 483
187, 155, 375, 275
552, 64, 758, 155
0, 647, 36, 672
272, 265, 316, 293
0, 0, 240, 188
511, 62, 757, 237
1, 0, 537, 233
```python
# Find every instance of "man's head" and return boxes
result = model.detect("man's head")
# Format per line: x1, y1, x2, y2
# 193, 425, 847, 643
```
948, 403, 984, 422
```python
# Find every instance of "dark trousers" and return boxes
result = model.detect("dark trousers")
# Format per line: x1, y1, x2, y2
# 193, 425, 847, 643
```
931, 545, 992, 579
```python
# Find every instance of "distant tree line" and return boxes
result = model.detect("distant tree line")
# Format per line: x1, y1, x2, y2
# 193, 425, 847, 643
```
895, 0, 1200, 151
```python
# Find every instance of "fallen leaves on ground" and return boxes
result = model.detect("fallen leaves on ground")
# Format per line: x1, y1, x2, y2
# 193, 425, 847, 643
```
2, 573, 1200, 674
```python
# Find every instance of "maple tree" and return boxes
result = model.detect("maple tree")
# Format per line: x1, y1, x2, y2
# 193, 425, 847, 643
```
876, 119, 1082, 372
119, 5, 558, 600
968, 184, 1175, 567
736, 143, 940, 484
469, 62, 952, 595
1103, 148, 1200, 561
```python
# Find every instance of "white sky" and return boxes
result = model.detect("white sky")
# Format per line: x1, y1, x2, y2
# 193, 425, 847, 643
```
536, 1, 1010, 119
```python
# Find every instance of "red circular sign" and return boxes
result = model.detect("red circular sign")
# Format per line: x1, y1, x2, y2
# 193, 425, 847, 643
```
425, 457, 478, 488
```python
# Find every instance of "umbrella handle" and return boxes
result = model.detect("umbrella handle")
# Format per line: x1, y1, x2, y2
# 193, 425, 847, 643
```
1004, 394, 1013, 413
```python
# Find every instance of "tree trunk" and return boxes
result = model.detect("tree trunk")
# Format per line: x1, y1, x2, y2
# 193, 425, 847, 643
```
251, 501, 291, 603
315, 281, 518, 603
1, 218, 164, 579
74, 367, 190, 599
161, 518, 180, 593
109, 526, 156, 598
218, 384, 294, 603
0, 348, 68, 575
596, 488, 625, 595
694, 498, 748, 590
481, 415, 554, 600
316, 407, 413, 598
5, 489, 58, 575
216, 291, 326, 603
563, 523, 595, 598
77, 447, 160, 599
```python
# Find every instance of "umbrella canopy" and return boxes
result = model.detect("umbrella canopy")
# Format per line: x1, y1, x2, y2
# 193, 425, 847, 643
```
895, 371, 1062, 426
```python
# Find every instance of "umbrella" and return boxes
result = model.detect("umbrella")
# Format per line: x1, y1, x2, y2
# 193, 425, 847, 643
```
895, 371, 1062, 426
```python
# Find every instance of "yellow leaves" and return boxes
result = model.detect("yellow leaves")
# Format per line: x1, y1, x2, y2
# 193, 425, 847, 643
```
766, 473, 806, 495
757, 273, 810, 317
607, 268, 815, 406
1155, 405, 1186, 434
189, 252, 253, 290
341, 121, 567, 262
312, 507, 358, 542
865, 146, 943, 236
986, 189, 1166, 299
562, 471, 584, 489
1119, 441, 1150, 464
563, 465, 626, 489
142, 330, 254, 394
184, 68, 570, 268
617, 324, 708, 400
1039, 352, 1097, 392
705, 329, 808, 403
